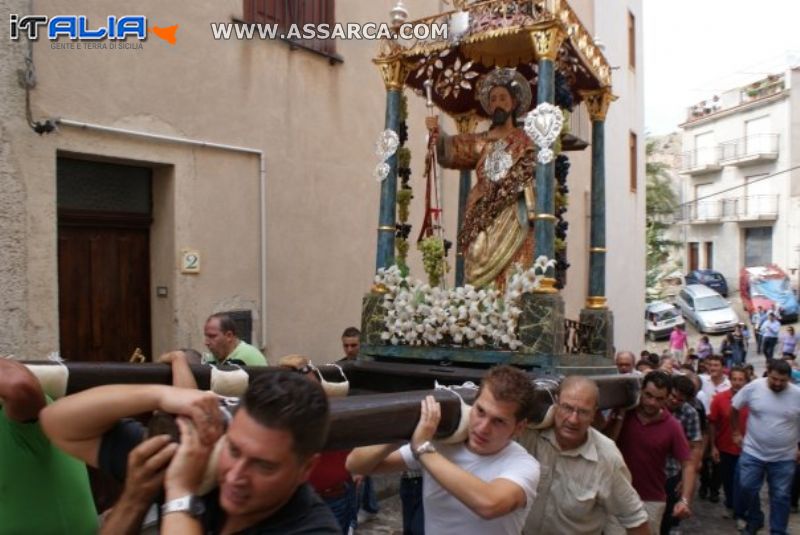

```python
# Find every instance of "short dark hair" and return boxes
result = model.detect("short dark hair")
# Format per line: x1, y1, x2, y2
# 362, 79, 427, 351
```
478, 365, 535, 422
729, 366, 747, 380
341, 326, 360, 338
643, 370, 672, 392
208, 313, 237, 336
705, 354, 723, 365
767, 359, 791, 377
671, 374, 696, 400
240, 370, 330, 459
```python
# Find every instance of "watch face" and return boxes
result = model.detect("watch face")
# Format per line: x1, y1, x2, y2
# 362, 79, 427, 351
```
189, 497, 206, 516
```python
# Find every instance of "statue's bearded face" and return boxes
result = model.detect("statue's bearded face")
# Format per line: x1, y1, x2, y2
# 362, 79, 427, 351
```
488, 86, 516, 127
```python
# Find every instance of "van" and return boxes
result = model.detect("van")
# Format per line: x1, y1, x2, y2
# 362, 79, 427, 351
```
645, 302, 685, 341
740, 265, 799, 323
675, 284, 739, 334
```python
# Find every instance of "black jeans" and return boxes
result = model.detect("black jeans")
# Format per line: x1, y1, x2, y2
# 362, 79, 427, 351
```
661, 473, 682, 535
763, 336, 778, 361
719, 452, 740, 510
706, 457, 722, 498
400, 475, 425, 535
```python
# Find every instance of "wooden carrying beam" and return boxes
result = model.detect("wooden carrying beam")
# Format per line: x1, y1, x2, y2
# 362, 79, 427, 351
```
22, 361, 639, 449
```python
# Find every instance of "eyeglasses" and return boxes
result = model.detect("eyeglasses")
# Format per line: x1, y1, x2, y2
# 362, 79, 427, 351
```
556, 402, 594, 420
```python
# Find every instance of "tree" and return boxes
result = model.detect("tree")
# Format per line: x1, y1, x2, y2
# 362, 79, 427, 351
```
645, 138, 680, 300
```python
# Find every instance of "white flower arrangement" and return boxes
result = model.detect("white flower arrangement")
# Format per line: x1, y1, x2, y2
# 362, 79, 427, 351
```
374, 256, 555, 350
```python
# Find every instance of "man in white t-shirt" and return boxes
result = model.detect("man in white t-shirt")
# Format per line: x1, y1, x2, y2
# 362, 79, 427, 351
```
699, 355, 730, 413
347, 365, 540, 535
731, 359, 800, 534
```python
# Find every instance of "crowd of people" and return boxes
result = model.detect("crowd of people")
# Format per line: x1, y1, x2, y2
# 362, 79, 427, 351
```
615, 325, 800, 535
2, 311, 800, 535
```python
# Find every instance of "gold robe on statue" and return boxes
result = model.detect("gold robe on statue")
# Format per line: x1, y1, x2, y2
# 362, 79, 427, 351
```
437, 127, 536, 288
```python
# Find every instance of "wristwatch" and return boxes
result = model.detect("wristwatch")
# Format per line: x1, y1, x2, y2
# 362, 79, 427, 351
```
413, 440, 437, 460
161, 495, 206, 517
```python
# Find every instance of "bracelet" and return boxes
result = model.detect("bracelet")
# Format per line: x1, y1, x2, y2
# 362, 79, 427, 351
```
679, 497, 690, 507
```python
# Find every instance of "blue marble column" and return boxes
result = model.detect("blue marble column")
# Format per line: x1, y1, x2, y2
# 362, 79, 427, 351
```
579, 88, 614, 310
533, 57, 558, 292
587, 118, 607, 307
372, 55, 407, 272
376, 89, 401, 271
579, 88, 615, 357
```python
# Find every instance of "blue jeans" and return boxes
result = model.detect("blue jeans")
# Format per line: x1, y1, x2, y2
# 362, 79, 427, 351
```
736, 452, 794, 534
719, 451, 739, 510
763, 337, 778, 361
357, 475, 380, 514
324, 481, 357, 534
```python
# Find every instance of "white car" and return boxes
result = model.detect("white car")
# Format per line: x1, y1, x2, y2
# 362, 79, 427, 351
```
645, 301, 685, 341
675, 284, 739, 334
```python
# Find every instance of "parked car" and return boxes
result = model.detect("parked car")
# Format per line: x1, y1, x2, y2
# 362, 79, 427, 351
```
740, 265, 799, 323
645, 301, 685, 341
675, 284, 739, 334
685, 269, 729, 297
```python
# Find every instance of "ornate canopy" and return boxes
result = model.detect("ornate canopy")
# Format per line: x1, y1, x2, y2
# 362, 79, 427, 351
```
375, 0, 612, 120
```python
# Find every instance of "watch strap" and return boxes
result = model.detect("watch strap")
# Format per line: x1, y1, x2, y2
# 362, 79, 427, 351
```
161, 495, 205, 517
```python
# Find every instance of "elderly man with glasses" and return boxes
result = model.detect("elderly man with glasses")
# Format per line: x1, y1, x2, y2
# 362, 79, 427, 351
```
519, 376, 649, 534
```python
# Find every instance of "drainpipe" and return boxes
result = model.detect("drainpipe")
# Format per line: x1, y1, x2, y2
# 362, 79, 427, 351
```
56, 119, 269, 352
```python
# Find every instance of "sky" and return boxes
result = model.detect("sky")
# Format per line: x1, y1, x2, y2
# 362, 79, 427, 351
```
643, 0, 800, 135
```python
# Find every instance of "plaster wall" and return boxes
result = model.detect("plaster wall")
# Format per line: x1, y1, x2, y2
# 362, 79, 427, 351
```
0, 0, 31, 355
595, 0, 647, 353
3, 0, 644, 361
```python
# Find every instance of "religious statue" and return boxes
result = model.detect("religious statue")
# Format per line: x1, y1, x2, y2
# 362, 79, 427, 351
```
426, 68, 536, 288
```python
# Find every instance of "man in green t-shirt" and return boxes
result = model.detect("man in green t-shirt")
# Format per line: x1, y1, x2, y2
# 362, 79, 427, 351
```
0, 357, 97, 535
203, 313, 267, 366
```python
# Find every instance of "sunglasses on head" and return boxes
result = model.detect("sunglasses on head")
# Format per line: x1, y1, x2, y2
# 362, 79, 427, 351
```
281, 363, 317, 375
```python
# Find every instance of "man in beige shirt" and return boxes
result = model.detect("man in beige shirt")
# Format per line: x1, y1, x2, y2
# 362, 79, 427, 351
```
519, 376, 649, 535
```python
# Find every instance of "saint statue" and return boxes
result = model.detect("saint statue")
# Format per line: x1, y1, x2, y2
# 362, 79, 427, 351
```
426, 68, 536, 288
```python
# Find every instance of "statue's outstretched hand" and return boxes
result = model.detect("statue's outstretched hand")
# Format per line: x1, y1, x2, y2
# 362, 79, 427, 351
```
425, 115, 440, 141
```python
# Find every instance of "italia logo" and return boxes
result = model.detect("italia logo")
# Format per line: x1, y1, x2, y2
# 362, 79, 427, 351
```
9, 15, 178, 45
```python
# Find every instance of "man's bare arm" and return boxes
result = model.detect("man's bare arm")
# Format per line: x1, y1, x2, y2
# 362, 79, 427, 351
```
627, 522, 650, 534
346, 444, 407, 475
0, 358, 46, 422
158, 351, 199, 389
100, 435, 178, 535
40, 385, 222, 467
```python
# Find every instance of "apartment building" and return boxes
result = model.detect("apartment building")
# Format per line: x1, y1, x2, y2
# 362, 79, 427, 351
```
678, 68, 800, 291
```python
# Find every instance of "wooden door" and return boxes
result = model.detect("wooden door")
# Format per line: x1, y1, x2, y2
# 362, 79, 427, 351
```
688, 242, 699, 272
58, 212, 151, 362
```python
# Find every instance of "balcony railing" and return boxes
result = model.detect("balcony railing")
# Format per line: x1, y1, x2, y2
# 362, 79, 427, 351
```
680, 147, 721, 175
719, 134, 779, 165
684, 200, 723, 223
679, 194, 779, 224
722, 194, 779, 221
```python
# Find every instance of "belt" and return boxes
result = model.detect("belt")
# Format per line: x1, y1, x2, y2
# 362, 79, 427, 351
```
319, 481, 351, 499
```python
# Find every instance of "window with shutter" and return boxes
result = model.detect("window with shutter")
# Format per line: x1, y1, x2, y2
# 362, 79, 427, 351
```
243, 0, 337, 57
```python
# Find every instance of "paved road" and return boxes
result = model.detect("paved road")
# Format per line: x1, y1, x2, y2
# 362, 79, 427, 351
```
642, 289, 798, 369
357, 486, 800, 533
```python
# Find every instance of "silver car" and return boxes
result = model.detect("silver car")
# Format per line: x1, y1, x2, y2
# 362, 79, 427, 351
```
675, 284, 739, 334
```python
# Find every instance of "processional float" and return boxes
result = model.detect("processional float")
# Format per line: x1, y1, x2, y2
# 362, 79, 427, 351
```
20, 0, 637, 445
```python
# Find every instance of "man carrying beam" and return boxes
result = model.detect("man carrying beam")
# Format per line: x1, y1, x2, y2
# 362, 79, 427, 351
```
347, 365, 540, 535
40, 371, 340, 534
